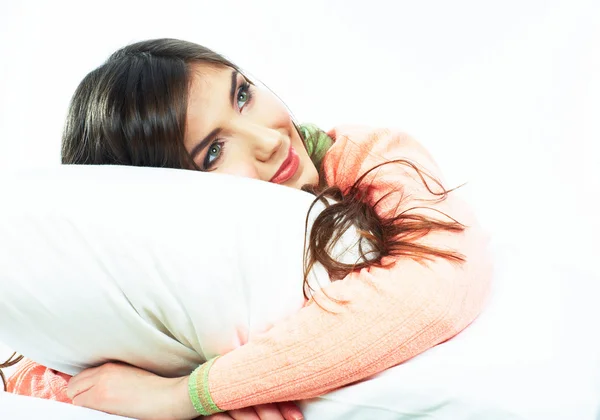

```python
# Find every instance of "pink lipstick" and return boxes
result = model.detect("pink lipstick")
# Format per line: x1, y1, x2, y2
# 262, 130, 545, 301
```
270, 146, 300, 184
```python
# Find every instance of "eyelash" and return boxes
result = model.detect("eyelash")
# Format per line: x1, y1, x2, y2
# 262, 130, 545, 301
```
201, 79, 253, 171
202, 140, 226, 171
238, 80, 254, 110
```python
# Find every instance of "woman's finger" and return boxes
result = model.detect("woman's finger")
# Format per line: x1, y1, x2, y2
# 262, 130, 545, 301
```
226, 407, 260, 420
253, 403, 285, 420
71, 389, 95, 408
66, 375, 95, 400
277, 402, 303, 420
67, 362, 123, 400
203, 414, 235, 419
68, 368, 96, 384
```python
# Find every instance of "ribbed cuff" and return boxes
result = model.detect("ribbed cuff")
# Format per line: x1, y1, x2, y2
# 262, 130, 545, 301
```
188, 356, 222, 416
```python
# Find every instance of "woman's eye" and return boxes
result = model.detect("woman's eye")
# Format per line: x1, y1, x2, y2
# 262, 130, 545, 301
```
203, 142, 223, 168
237, 83, 251, 110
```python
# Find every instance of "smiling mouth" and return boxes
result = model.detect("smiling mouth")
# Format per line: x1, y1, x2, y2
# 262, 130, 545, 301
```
270, 146, 300, 184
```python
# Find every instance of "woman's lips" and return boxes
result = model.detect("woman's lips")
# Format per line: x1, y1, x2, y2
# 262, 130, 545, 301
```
270, 146, 300, 184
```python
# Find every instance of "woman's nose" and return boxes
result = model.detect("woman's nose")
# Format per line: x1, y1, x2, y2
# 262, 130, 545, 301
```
241, 124, 284, 162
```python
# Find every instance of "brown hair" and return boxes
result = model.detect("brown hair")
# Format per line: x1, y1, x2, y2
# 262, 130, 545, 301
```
61, 38, 465, 300
0, 352, 23, 391
302, 157, 465, 300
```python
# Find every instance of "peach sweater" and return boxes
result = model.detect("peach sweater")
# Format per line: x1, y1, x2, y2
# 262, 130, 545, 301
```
208, 125, 492, 409
7, 126, 491, 411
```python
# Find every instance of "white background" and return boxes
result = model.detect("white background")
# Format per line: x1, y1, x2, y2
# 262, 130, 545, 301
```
1, 0, 599, 360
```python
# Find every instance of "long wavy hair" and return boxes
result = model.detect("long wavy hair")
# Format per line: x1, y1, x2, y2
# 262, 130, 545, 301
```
61, 38, 466, 300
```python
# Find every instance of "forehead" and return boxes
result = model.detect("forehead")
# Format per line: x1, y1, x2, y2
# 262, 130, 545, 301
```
188, 63, 233, 108
185, 64, 233, 145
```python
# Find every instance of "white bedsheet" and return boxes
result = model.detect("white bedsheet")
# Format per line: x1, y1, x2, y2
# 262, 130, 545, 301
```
0, 392, 131, 420
3, 240, 599, 420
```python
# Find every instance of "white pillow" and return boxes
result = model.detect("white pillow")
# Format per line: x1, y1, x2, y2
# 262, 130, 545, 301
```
0, 165, 329, 376
1, 166, 598, 420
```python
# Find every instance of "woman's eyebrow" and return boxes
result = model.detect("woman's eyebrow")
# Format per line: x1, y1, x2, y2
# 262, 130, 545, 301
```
189, 69, 239, 159
190, 127, 221, 159
229, 69, 238, 107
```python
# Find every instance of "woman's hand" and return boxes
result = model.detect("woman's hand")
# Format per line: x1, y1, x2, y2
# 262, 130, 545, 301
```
67, 362, 303, 420
204, 403, 303, 420
67, 362, 194, 420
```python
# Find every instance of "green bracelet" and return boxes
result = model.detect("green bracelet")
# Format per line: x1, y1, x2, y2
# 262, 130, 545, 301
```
188, 356, 222, 416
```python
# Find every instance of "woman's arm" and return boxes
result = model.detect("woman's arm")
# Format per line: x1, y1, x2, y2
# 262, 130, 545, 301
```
203, 126, 492, 410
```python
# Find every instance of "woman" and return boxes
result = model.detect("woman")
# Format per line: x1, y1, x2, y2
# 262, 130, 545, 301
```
10, 38, 491, 420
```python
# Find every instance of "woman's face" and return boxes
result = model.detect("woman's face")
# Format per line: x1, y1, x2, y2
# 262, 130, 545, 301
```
184, 64, 319, 189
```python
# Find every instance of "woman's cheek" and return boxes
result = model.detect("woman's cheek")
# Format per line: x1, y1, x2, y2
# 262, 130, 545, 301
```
222, 163, 261, 181
260, 89, 294, 133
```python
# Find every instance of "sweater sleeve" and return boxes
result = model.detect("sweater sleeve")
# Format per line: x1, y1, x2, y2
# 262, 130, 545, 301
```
207, 125, 492, 410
